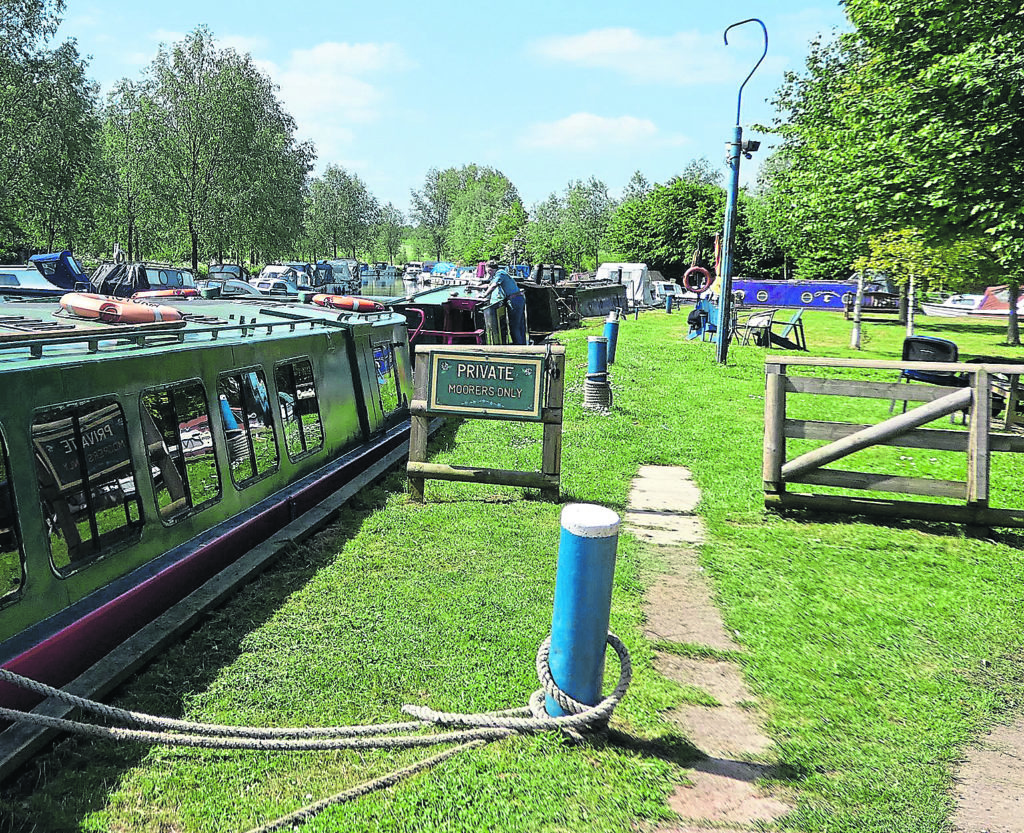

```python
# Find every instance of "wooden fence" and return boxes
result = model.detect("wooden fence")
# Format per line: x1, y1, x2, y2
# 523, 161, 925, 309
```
763, 356, 1024, 528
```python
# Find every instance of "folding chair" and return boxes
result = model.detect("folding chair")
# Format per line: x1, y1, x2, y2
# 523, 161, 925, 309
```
734, 309, 776, 346
890, 335, 968, 417
770, 309, 806, 350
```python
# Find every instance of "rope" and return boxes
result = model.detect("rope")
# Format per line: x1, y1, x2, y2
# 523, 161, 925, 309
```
0, 633, 630, 828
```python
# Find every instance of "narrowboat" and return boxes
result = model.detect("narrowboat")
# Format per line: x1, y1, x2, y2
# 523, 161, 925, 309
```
0, 295, 412, 724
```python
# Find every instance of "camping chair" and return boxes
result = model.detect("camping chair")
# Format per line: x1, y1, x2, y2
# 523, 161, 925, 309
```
889, 335, 968, 418
734, 308, 776, 346
769, 309, 807, 350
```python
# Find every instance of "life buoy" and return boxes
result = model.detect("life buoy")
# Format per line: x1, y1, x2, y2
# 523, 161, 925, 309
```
683, 266, 713, 294
310, 294, 384, 312
131, 288, 200, 300
60, 292, 183, 324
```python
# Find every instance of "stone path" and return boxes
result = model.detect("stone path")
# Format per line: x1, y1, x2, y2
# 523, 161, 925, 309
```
628, 465, 1024, 833
625, 465, 791, 831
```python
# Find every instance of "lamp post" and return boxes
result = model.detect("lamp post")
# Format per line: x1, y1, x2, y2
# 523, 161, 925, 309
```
716, 18, 768, 365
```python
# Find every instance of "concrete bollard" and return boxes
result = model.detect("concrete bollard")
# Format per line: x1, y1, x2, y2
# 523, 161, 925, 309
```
603, 312, 620, 365
546, 503, 620, 716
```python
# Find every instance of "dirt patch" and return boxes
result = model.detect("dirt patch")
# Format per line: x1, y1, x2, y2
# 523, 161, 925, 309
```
952, 719, 1024, 832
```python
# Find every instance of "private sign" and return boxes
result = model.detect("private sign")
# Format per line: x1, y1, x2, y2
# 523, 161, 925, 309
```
427, 351, 544, 420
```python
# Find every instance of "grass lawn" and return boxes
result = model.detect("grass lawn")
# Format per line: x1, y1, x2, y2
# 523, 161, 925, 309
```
3, 309, 1024, 832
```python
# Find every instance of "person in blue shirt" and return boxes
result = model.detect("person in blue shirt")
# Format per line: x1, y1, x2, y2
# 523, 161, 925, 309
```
479, 260, 528, 344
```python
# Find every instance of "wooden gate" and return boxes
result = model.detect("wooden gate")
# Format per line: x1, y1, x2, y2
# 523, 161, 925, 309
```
763, 356, 1024, 528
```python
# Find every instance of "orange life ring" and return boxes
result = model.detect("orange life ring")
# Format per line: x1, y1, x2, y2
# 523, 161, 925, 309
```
131, 288, 199, 300
60, 292, 183, 324
310, 294, 384, 312
683, 266, 713, 294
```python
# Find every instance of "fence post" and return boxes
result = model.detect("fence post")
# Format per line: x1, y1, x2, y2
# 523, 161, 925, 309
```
763, 362, 786, 493
408, 352, 429, 502
967, 368, 991, 511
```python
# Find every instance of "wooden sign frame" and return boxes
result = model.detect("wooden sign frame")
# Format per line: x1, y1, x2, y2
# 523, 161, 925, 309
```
407, 344, 565, 502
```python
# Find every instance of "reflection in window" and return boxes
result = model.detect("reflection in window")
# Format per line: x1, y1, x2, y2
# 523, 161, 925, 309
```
275, 359, 324, 460
373, 342, 401, 415
32, 400, 143, 574
0, 430, 24, 602
142, 382, 221, 523
217, 369, 279, 486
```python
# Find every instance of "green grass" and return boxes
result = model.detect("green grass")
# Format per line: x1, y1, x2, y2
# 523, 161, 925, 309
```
3, 310, 1024, 832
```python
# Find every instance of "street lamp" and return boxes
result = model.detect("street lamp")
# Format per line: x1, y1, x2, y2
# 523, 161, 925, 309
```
716, 18, 768, 365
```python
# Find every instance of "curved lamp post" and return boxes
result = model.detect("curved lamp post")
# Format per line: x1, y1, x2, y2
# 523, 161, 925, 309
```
716, 18, 768, 365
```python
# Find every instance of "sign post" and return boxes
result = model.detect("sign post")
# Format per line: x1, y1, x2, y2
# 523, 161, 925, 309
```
407, 344, 565, 502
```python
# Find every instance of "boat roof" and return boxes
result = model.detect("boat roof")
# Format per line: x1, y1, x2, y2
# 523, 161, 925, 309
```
0, 297, 404, 371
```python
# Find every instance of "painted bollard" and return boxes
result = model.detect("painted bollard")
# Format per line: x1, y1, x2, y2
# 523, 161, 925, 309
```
665, 295, 674, 314
546, 503, 620, 716
603, 312, 620, 365
587, 336, 608, 377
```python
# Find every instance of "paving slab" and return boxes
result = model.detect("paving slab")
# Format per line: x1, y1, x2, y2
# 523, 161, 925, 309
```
666, 705, 774, 760
627, 512, 706, 546
666, 758, 789, 825
644, 569, 739, 651
655, 655, 754, 706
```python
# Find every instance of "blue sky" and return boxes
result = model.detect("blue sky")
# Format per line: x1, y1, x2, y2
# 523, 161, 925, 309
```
57, 1, 849, 215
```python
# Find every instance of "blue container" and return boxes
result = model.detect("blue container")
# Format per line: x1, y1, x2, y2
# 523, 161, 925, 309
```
587, 336, 609, 376
603, 316, 619, 365
546, 503, 620, 716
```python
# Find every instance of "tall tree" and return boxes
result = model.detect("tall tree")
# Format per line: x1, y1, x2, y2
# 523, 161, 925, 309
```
410, 167, 457, 260
376, 202, 405, 265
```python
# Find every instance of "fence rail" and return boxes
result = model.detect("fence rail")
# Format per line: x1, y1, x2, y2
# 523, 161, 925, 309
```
763, 356, 1024, 529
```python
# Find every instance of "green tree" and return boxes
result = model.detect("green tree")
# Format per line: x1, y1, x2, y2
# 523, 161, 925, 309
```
376, 202, 405, 265
410, 167, 457, 260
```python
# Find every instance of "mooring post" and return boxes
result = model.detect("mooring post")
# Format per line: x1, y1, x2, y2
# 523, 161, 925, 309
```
546, 503, 620, 717
603, 310, 620, 365
588, 336, 608, 377
665, 294, 674, 314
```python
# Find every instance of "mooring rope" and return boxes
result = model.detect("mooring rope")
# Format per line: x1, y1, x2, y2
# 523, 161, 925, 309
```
0, 633, 631, 832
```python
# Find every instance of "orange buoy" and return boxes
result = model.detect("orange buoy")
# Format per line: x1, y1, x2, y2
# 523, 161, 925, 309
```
310, 294, 384, 312
60, 292, 183, 324
131, 287, 200, 300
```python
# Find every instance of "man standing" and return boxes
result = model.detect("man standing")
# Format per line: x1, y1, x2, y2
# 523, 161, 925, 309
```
479, 260, 528, 345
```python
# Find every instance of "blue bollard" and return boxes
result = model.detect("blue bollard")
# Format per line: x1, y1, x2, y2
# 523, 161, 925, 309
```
546, 503, 620, 716
604, 313, 619, 365
665, 295, 674, 314
219, 394, 239, 431
587, 336, 608, 376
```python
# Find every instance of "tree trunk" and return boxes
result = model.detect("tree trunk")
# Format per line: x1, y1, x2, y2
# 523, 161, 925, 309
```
189, 220, 199, 273
1008, 282, 1021, 347
906, 273, 917, 338
851, 271, 865, 350
127, 220, 135, 261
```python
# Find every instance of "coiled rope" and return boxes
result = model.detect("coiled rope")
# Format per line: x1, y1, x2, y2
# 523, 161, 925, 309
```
0, 633, 631, 832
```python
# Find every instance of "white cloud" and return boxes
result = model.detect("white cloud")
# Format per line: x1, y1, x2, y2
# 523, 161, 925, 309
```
531, 28, 734, 85
521, 113, 688, 152
262, 41, 412, 168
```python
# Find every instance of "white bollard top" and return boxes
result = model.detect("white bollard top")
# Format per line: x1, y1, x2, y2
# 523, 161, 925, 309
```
561, 503, 620, 538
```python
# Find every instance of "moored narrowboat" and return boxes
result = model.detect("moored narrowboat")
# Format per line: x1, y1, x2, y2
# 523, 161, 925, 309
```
0, 296, 412, 721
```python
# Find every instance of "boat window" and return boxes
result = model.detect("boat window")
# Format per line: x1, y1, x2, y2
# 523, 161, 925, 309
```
217, 369, 279, 487
373, 341, 402, 415
274, 359, 324, 461
32, 399, 143, 576
0, 429, 25, 603
142, 382, 222, 523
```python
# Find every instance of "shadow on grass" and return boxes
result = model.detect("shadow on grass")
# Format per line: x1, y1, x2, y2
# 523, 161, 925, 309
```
0, 499, 388, 832
772, 505, 1024, 549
